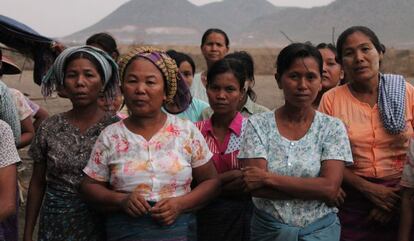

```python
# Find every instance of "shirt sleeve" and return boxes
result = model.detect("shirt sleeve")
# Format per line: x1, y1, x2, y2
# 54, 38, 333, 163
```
11, 89, 34, 120
83, 131, 112, 182
238, 117, 268, 160
188, 123, 213, 168
321, 118, 354, 165
0, 121, 21, 168
318, 89, 334, 115
401, 138, 414, 188
0, 82, 21, 144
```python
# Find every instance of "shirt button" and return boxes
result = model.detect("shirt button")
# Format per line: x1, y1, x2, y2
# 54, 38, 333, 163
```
290, 142, 295, 146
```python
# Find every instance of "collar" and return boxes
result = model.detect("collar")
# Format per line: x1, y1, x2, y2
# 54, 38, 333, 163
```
204, 112, 244, 137
241, 96, 255, 115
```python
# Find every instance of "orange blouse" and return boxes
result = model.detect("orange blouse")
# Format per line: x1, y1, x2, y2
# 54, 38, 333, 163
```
319, 83, 414, 179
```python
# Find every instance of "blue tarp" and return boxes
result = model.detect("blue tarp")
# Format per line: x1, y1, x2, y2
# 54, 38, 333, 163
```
0, 15, 59, 85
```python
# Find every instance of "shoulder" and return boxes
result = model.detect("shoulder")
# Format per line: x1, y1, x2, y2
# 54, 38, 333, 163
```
314, 111, 346, 131
249, 111, 274, 124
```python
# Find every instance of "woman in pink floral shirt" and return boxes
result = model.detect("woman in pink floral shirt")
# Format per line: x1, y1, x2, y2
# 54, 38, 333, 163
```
81, 47, 220, 241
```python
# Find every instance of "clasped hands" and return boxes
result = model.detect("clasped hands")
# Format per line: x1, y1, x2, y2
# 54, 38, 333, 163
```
121, 192, 183, 226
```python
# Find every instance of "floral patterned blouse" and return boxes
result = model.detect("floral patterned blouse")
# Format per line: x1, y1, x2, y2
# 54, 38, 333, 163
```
238, 111, 353, 227
29, 113, 119, 193
84, 114, 213, 202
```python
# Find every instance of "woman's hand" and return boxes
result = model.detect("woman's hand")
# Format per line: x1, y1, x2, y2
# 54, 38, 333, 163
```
366, 207, 394, 225
364, 183, 400, 212
327, 187, 346, 207
121, 191, 151, 217
151, 197, 183, 225
242, 166, 269, 192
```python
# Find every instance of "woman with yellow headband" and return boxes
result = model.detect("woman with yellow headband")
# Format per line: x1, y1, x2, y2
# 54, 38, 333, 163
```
81, 47, 220, 241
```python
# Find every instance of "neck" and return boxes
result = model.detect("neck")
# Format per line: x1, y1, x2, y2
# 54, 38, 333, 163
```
129, 110, 166, 129
279, 103, 315, 123
69, 103, 103, 120
349, 74, 379, 94
211, 111, 237, 129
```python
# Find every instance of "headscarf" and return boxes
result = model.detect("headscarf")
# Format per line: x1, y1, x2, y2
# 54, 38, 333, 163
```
41, 45, 119, 101
118, 46, 191, 113
378, 73, 406, 134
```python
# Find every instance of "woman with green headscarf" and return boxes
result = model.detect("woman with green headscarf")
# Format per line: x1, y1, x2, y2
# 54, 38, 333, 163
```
23, 46, 120, 241
81, 47, 220, 241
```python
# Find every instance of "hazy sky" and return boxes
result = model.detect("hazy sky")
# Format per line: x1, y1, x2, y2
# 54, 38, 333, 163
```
1, 0, 334, 38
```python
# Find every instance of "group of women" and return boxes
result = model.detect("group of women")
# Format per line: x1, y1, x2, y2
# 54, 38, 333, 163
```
0, 25, 412, 241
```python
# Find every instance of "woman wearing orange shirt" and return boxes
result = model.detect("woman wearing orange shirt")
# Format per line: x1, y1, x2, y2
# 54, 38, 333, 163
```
319, 26, 414, 241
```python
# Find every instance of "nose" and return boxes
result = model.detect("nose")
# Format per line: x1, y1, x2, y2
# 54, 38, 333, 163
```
297, 78, 307, 90
322, 62, 328, 73
134, 82, 146, 95
216, 89, 226, 99
354, 50, 364, 62
75, 74, 87, 87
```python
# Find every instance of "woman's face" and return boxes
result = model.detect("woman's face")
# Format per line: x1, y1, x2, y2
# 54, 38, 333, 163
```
201, 33, 229, 66
179, 61, 194, 87
64, 58, 103, 107
341, 31, 382, 84
319, 48, 343, 91
207, 71, 243, 115
122, 58, 166, 117
277, 57, 322, 108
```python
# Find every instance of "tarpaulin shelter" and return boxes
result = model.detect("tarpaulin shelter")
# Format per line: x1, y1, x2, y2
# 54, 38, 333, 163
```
0, 15, 61, 85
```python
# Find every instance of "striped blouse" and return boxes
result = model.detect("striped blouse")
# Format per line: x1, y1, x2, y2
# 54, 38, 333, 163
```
195, 112, 245, 173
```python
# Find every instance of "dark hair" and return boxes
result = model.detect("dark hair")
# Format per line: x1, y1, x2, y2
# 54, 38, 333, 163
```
63, 52, 105, 84
316, 43, 340, 63
336, 26, 385, 63
224, 51, 257, 101
201, 28, 230, 48
276, 43, 323, 78
86, 32, 120, 61
207, 58, 246, 91
166, 50, 196, 75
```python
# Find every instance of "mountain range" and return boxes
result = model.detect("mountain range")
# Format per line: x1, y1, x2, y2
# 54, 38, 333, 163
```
63, 0, 414, 48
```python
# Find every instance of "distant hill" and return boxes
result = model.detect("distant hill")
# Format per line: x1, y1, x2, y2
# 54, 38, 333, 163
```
63, 0, 414, 48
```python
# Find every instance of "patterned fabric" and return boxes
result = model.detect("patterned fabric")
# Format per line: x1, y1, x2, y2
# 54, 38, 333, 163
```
9, 88, 33, 120
24, 96, 40, 115
195, 112, 245, 173
251, 207, 340, 241
28, 113, 119, 240
84, 114, 212, 202
106, 207, 195, 241
378, 74, 406, 134
29, 113, 119, 193
401, 137, 414, 188
38, 186, 106, 241
201, 96, 270, 120
118, 47, 191, 112
41, 45, 119, 101
238, 111, 353, 227
190, 72, 208, 103
0, 119, 20, 168
319, 83, 414, 178
0, 80, 20, 144
0, 120, 20, 241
